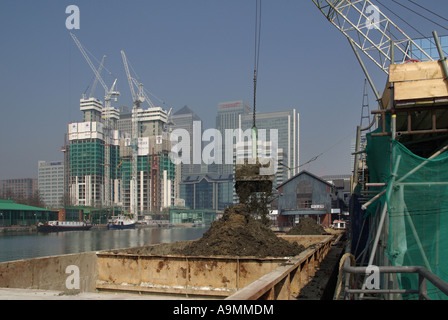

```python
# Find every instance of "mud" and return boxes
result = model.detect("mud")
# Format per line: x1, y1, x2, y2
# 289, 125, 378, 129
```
114, 241, 191, 256
234, 180, 272, 206
234, 161, 274, 225
177, 204, 305, 258
111, 208, 323, 258
234, 160, 262, 179
286, 217, 328, 235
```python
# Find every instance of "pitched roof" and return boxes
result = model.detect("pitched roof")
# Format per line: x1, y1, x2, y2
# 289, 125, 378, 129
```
174, 105, 195, 116
276, 170, 334, 189
172, 105, 201, 121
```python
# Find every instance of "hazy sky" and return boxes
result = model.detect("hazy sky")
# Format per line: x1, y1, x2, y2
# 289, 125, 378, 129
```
0, 0, 447, 179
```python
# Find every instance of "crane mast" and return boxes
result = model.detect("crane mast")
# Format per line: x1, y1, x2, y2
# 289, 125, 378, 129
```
121, 50, 144, 218
71, 33, 120, 208
312, 0, 433, 74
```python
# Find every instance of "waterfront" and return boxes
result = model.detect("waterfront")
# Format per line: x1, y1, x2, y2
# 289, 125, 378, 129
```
0, 226, 208, 263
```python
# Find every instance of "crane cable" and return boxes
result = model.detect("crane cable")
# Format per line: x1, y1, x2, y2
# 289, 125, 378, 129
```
253, 0, 262, 129
375, 0, 448, 57
390, 0, 448, 32
406, 0, 448, 24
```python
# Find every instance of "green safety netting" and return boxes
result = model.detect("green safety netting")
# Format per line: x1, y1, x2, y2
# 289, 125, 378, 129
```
364, 117, 391, 217
365, 118, 448, 299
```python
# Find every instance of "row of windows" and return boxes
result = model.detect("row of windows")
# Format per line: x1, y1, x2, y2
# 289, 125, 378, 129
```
39, 169, 64, 174
39, 183, 64, 186
297, 181, 312, 209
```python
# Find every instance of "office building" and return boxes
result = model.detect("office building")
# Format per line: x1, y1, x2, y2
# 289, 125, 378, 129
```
37, 161, 65, 208
117, 110, 132, 135
239, 109, 300, 181
215, 100, 251, 174
171, 105, 203, 178
180, 173, 234, 212
0, 178, 37, 200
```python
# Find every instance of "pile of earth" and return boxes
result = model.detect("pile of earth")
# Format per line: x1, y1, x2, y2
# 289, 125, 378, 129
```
286, 217, 327, 235
177, 204, 305, 258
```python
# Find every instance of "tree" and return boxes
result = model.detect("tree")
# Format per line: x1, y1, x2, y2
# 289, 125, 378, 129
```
16, 190, 46, 208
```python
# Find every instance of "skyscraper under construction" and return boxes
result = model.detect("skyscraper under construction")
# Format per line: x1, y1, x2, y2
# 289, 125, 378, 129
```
64, 97, 175, 217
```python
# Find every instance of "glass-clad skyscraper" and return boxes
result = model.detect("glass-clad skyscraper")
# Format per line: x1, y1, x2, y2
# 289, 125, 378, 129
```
215, 100, 251, 174
239, 109, 300, 182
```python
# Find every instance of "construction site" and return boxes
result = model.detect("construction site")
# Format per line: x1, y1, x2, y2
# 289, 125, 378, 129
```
62, 36, 177, 220
315, 0, 448, 300
2, 0, 448, 303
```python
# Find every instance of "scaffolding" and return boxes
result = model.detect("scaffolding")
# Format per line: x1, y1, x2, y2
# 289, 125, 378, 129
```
68, 138, 121, 208
346, 32, 448, 300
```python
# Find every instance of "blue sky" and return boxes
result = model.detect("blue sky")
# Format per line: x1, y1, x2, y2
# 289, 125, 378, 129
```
0, 0, 447, 179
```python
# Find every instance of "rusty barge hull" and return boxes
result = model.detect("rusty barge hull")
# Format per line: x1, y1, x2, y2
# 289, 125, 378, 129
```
0, 234, 343, 300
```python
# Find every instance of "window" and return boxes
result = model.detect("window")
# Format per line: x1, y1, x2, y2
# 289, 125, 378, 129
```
297, 180, 312, 209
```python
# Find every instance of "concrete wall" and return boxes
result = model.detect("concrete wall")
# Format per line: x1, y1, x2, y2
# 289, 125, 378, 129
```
0, 252, 98, 293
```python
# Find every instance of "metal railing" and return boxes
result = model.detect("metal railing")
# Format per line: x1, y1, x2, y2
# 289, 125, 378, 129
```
341, 258, 448, 300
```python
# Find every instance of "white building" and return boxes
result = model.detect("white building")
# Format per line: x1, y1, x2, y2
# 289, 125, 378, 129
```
37, 161, 65, 208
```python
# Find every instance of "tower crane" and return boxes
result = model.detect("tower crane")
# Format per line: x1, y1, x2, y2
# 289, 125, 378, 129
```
121, 50, 172, 214
121, 50, 144, 218
312, 0, 433, 75
70, 33, 120, 208
131, 78, 156, 109
162, 107, 174, 134
89, 55, 106, 98
313, 2, 448, 299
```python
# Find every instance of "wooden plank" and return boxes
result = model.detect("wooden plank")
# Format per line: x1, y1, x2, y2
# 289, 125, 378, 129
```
394, 78, 448, 101
389, 61, 443, 82
381, 81, 392, 110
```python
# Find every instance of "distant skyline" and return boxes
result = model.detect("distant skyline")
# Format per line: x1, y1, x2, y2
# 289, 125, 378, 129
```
1, 0, 447, 179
